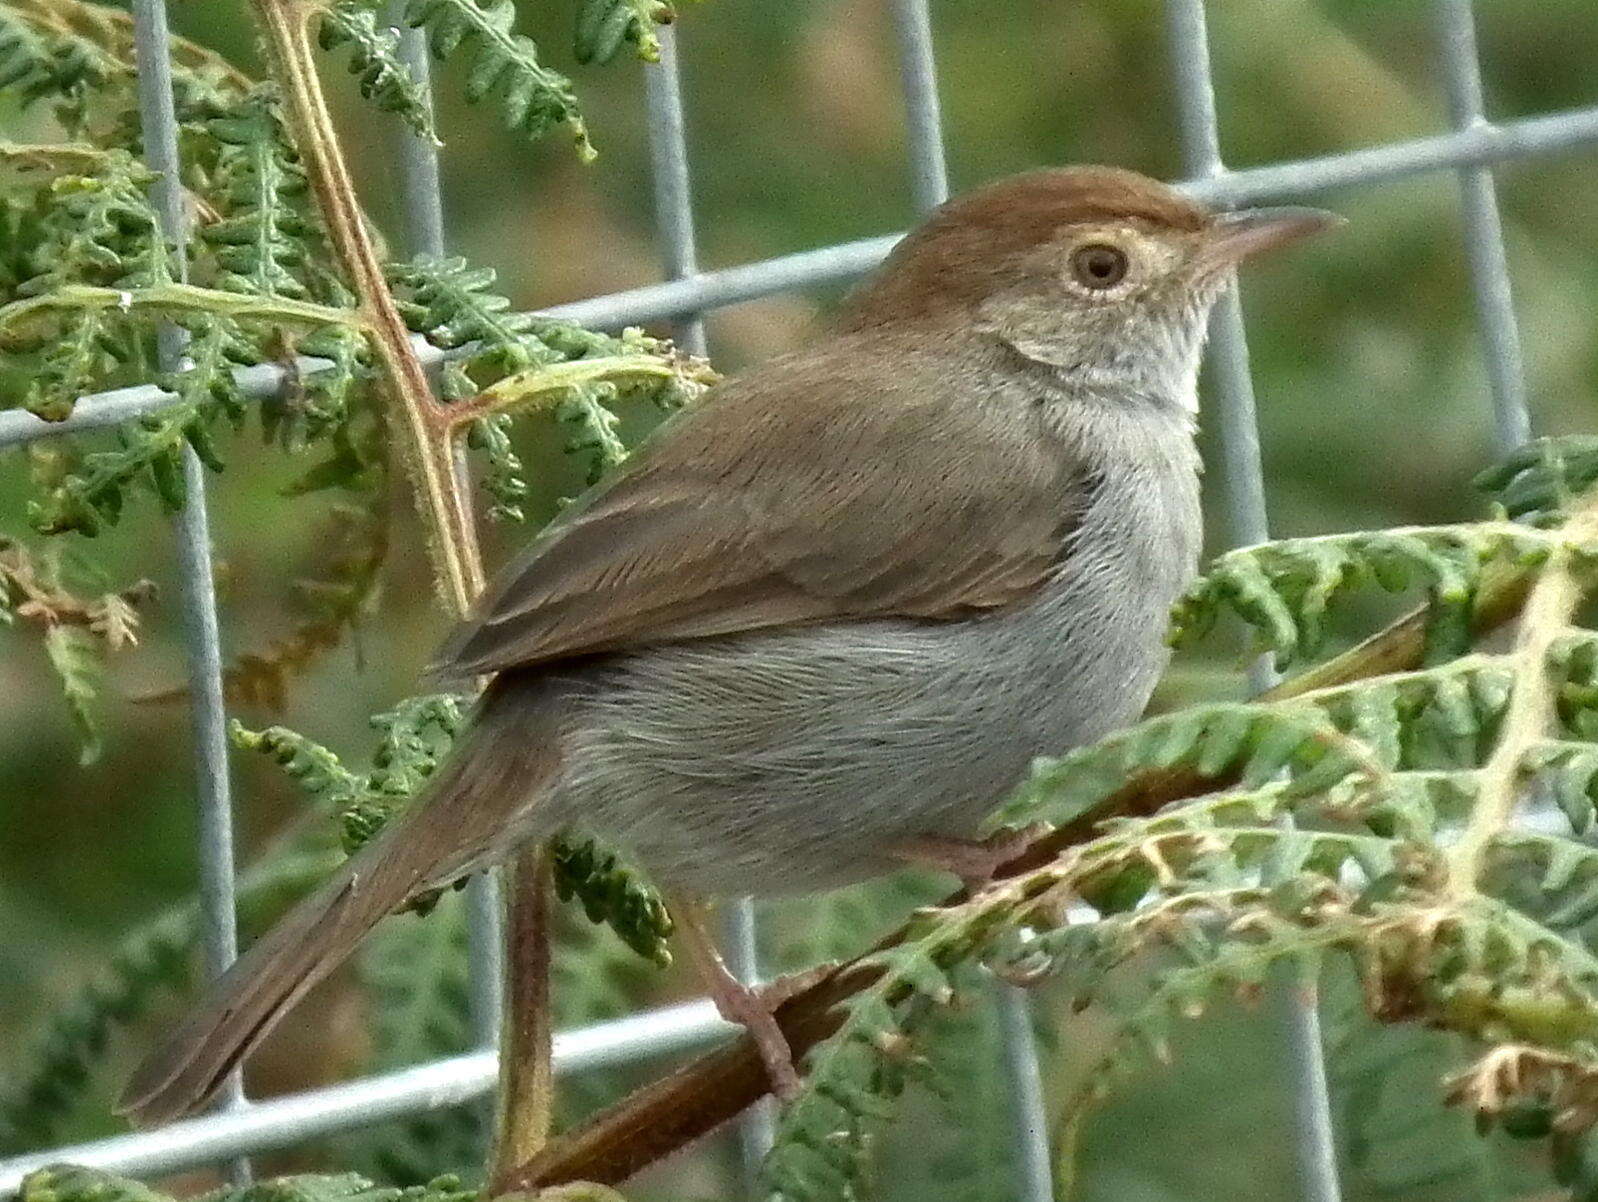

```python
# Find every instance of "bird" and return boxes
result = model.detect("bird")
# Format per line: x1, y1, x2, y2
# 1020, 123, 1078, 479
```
120, 166, 1336, 1123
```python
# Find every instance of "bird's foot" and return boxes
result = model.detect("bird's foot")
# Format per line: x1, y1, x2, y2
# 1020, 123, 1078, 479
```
705, 972, 805, 1102
670, 896, 822, 1103
891, 823, 1049, 895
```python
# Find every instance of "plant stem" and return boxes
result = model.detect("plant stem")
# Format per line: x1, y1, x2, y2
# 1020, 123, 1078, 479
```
249, 0, 482, 613
1447, 509, 1598, 895
490, 846, 555, 1191
247, 0, 558, 1174
0, 282, 361, 341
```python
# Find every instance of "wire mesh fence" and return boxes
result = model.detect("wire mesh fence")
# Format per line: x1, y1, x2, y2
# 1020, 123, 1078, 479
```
2, 1, 1598, 1198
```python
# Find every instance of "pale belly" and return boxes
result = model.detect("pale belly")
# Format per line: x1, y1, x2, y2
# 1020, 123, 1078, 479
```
549, 564, 1179, 897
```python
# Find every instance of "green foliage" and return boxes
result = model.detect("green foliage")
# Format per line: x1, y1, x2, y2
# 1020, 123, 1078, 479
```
233, 693, 673, 961
43, 624, 104, 765
1170, 522, 1560, 669
318, 6, 439, 145
551, 839, 673, 966
4, 154, 169, 423
573, 0, 676, 65
0, 823, 340, 1155
231, 692, 464, 861
394, 0, 592, 157
204, 87, 318, 301
19, 1167, 474, 1202
762, 443, 1598, 1201
0, 904, 190, 1154
388, 254, 706, 513
351, 892, 484, 1184
1477, 435, 1598, 528
0, 0, 246, 135
0, 4, 118, 115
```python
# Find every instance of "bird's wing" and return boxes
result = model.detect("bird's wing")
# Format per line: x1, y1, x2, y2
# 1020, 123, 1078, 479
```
431, 343, 1097, 680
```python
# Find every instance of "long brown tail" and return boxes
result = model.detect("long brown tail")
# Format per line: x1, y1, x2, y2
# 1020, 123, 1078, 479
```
118, 674, 562, 1127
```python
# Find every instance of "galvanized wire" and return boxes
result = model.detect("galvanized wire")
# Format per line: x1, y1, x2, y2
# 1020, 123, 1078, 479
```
889, 0, 949, 214
8, 100, 1598, 452
1162, 2, 1343, 1200
640, 21, 771, 1184
1434, 0, 1533, 451
0, 1002, 730, 1196
129, 0, 250, 1184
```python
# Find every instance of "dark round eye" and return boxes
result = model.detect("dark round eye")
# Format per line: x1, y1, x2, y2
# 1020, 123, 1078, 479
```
1070, 243, 1129, 290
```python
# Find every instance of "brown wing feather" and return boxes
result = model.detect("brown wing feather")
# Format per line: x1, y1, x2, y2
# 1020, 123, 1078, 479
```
432, 331, 1091, 681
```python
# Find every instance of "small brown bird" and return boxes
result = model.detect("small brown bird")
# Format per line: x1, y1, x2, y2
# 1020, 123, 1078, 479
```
121, 167, 1335, 1121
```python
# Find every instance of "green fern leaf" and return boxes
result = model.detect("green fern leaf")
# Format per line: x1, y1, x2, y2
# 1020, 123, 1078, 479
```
402, 0, 592, 157
319, 5, 440, 144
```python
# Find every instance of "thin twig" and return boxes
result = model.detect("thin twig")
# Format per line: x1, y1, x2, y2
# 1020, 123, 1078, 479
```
490, 846, 555, 1190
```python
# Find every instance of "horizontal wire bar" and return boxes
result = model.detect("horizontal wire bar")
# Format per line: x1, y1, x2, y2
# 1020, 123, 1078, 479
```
0, 1001, 730, 1197
5, 100, 1598, 451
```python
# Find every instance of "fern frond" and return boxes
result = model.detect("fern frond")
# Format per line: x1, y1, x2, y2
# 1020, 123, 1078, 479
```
1, 155, 164, 420
0, 0, 249, 136
551, 839, 673, 966
0, 2, 117, 111
0, 537, 152, 760
387, 254, 712, 513
761, 452, 1598, 1199
353, 891, 484, 1183
400, 0, 592, 157
43, 624, 103, 764
0, 824, 338, 1154
204, 88, 315, 300
319, 4, 439, 145
26, 314, 260, 533
1171, 522, 1565, 668
1477, 436, 1598, 528
573, 0, 676, 65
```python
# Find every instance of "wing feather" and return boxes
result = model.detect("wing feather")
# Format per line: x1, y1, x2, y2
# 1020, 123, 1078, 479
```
432, 333, 1094, 680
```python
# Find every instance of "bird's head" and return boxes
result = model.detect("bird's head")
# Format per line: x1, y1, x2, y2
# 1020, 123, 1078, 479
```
838, 166, 1339, 407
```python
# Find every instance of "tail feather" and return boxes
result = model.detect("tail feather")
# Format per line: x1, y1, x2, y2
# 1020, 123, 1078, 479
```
118, 675, 561, 1126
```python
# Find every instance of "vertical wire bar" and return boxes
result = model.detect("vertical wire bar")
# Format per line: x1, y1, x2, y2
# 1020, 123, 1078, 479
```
130, 0, 250, 1182
1162, 3, 1343, 1200
719, 897, 768, 1182
381, 0, 506, 1054
889, 0, 949, 212
643, 26, 706, 357
888, 4, 1052, 1197
1433, 0, 1533, 450
641, 23, 769, 1181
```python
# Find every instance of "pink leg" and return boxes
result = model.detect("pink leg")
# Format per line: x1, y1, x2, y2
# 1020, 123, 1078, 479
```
673, 897, 804, 1102
890, 824, 1045, 895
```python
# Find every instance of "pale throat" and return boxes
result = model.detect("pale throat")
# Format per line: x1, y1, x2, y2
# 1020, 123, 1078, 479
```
999, 319, 1207, 418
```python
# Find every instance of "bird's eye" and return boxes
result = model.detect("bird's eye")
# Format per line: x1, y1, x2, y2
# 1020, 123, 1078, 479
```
1069, 243, 1129, 290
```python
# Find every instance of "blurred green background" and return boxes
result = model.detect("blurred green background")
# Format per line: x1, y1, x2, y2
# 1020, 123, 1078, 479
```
5, 0, 1598, 1198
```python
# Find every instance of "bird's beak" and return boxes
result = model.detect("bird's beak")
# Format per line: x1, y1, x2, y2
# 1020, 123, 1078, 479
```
1200, 205, 1344, 270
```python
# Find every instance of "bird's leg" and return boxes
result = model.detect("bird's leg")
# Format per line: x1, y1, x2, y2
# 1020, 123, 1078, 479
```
672, 896, 804, 1102
890, 824, 1047, 895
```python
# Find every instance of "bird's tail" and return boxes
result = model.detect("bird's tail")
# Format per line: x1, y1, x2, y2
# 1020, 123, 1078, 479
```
118, 673, 564, 1127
